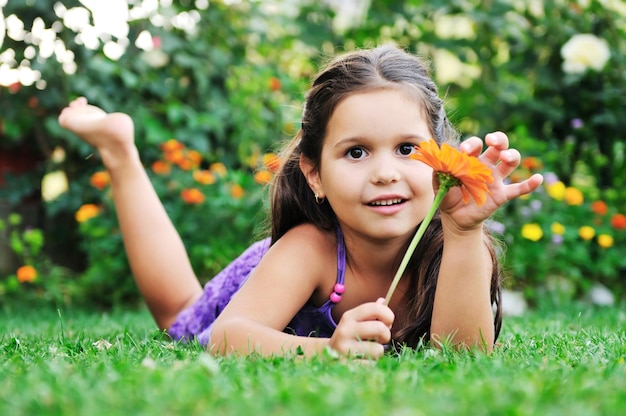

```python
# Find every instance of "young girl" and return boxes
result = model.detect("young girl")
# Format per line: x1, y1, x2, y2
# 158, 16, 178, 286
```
58, 45, 542, 359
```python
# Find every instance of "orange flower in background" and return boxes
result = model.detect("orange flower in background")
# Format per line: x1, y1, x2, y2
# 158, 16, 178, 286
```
591, 200, 608, 216
210, 162, 228, 177
564, 186, 583, 206
254, 169, 273, 185
75, 204, 100, 223
16, 265, 37, 283
230, 184, 245, 199
90, 171, 110, 190
262, 153, 281, 173
164, 149, 185, 164
152, 160, 171, 175
193, 170, 216, 185
176, 158, 194, 171
161, 139, 185, 153
181, 188, 205, 204
186, 150, 203, 169
386, 139, 493, 305
269, 76, 281, 91
411, 139, 493, 206
611, 213, 626, 230
520, 157, 543, 171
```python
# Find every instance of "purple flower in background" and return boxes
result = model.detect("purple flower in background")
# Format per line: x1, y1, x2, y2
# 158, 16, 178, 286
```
571, 118, 584, 129
530, 200, 542, 211
486, 220, 506, 235
543, 172, 559, 185
552, 234, 564, 245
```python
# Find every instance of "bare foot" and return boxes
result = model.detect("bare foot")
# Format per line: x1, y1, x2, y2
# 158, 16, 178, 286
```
59, 97, 134, 148
58, 97, 136, 168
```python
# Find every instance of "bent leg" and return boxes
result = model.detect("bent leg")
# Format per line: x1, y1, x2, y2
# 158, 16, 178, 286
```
59, 98, 203, 329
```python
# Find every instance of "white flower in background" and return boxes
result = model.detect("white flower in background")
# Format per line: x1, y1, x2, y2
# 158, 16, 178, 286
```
434, 14, 475, 40
432, 48, 481, 87
561, 33, 611, 74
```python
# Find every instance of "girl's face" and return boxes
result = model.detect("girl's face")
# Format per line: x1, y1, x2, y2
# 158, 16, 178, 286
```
307, 88, 435, 243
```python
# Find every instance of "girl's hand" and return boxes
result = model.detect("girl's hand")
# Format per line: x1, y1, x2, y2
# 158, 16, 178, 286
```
439, 131, 543, 232
328, 298, 394, 360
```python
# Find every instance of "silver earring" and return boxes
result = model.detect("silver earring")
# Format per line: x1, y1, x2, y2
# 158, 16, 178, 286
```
314, 193, 325, 205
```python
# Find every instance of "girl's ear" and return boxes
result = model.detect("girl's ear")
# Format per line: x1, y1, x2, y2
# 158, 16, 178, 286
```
299, 154, 324, 198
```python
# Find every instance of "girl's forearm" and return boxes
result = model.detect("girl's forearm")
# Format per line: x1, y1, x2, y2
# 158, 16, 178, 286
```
210, 318, 329, 357
431, 222, 495, 352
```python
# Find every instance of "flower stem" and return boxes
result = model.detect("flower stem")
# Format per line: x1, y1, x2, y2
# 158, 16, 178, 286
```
384, 184, 450, 306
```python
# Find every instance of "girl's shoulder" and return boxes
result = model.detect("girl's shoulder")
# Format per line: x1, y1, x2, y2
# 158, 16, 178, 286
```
277, 223, 336, 253
269, 223, 337, 276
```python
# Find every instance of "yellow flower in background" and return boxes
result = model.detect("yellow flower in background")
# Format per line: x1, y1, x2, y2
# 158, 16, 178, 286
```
551, 222, 566, 235
597, 234, 614, 248
75, 204, 100, 223
521, 223, 543, 241
547, 181, 566, 200
564, 187, 584, 206
578, 226, 595, 240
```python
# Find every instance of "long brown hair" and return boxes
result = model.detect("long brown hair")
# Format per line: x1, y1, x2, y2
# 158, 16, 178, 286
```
269, 45, 502, 347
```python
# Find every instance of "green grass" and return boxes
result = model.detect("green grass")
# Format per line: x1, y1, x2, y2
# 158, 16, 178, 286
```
1, 302, 625, 416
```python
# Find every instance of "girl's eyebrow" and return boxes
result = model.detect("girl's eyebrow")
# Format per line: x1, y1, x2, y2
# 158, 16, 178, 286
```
334, 134, 429, 148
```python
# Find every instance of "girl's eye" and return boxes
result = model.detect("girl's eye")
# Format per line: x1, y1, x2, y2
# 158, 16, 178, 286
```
398, 144, 417, 156
346, 147, 366, 160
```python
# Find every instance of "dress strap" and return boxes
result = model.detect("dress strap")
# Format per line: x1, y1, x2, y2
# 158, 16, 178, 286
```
329, 226, 346, 303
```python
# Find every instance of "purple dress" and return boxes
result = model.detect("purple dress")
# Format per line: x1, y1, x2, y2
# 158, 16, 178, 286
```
168, 228, 346, 345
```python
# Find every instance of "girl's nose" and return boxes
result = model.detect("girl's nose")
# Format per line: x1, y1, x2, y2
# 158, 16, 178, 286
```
371, 158, 401, 184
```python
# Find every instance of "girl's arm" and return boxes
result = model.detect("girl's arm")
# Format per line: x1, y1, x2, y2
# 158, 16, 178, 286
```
431, 132, 542, 351
58, 98, 202, 329
210, 224, 394, 358
431, 222, 495, 351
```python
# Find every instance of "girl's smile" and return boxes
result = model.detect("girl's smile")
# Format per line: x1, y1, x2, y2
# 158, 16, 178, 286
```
312, 88, 435, 242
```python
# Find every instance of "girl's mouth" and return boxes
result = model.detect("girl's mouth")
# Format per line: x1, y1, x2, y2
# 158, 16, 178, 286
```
368, 198, 404, 206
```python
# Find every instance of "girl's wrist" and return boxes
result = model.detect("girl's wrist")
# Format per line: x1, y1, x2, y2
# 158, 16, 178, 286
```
440, 214, 484, 240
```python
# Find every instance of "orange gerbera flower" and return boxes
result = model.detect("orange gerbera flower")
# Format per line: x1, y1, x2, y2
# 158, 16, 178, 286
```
410, 139, 493, 206
386, 139, 494, 305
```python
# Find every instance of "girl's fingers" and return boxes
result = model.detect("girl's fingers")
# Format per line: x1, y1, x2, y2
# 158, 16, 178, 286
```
459, 136, 484, 157
495, 148, 521, 178
505, 173, 544, 200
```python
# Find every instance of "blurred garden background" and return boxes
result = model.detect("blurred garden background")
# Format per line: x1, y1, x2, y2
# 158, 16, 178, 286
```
1, 0, 625, 310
